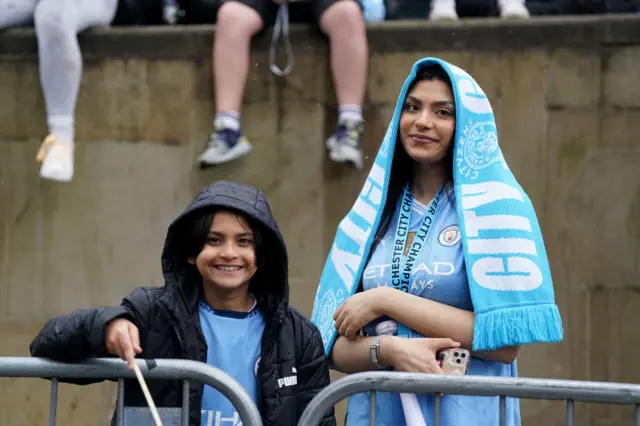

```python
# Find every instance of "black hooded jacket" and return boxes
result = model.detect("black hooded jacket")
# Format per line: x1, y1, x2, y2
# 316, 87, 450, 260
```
29, 181, 336, 426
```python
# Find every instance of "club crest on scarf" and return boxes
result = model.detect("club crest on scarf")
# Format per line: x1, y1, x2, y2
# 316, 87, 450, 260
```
457, 120, 506, 181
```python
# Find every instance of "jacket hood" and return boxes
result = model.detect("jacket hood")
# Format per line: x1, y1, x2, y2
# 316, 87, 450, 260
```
161, 181, 289, 322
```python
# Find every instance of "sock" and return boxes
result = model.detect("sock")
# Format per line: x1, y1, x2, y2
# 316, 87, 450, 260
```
215, 112, 241, 131
47, 115, 75, 144
338, 105, 363, 125
431, 0, 457, 10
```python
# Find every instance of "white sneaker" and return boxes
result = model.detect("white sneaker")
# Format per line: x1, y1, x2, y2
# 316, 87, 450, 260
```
197, 126, 252, 167
500, 1, 530, 18
36, 135, 74, 183
429, 0, 459, 20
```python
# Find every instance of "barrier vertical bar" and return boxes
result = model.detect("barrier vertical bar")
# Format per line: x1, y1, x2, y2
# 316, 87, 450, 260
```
499, 396, 506, 426
182, 380, 190, 426
116, 379, 125, 426
565, 400, 574, 426
369, 391, 376, 426
434, 394, 441, 426
635, 404, 639, 426
48, 378, 58, 426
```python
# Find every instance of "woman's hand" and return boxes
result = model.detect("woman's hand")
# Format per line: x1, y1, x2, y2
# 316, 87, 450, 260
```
382, 336, 461, 374
333, 287, 390, 340
105, 318, 142, 369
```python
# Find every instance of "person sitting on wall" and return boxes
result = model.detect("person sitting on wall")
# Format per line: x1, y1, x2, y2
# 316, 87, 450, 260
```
193, 0, 369, 170
29, 181, 336, 426
429, 0, 530, 21
0, 0, 163, 183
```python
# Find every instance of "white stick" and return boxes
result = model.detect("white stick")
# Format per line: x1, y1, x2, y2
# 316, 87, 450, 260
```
376, 321, 427, 426
400, 393, 428, 426
132, 362, 164, 426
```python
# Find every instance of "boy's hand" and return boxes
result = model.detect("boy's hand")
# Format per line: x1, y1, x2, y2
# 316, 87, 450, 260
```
105, 318, 142, 369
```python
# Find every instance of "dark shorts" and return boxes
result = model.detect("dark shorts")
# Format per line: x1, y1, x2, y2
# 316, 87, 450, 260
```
180, 0, 363, 27
113, 0, 164, 25
238, 0, 360, 27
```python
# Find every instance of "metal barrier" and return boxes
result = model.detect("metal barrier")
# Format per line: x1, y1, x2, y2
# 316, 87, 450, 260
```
299, 371, 640, 426
0, 357, 263, 426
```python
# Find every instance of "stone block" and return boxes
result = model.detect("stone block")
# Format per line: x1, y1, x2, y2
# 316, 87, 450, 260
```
561, 148, 640, 291
245, 53, 328, 105
146, 59, 205, 143
0, 61, 46, 141
0, 63, 19, 140
600, 108, 640, 150
76, 59, 201, 143
589, 289, 640, 424
547, 49, 601, 108
604, 47, 640, 107
496, 50, 550, 209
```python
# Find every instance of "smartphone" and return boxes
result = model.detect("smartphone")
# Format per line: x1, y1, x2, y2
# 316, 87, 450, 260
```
438, 348, 470, 375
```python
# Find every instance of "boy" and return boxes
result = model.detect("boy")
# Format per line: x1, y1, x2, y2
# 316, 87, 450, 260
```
30, 180, 336, 426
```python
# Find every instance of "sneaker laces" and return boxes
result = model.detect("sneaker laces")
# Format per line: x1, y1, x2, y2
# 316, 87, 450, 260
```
335, 120, 364, 149
208, 125, 241, 150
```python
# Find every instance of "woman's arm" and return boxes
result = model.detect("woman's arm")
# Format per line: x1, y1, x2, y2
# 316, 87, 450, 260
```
379, 288, 519, 363
334, 286, 519, 364
330, 335, 383, 374
331, 334, 460, 375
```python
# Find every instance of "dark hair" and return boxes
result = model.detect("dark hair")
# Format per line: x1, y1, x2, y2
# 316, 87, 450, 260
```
181, 209, 263, 261
178, 208, 266, 291
365, 65, 455, 279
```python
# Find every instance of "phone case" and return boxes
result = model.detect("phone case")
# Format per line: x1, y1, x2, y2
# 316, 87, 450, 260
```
438, 348, 470, 375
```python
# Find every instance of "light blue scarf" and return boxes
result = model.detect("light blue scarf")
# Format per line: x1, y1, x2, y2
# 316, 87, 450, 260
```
312, 57, 563, 354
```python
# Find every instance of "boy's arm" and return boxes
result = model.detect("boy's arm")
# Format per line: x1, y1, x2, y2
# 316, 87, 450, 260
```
30, 287, 152, 363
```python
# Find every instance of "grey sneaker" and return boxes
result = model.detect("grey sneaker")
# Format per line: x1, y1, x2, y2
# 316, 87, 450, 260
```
326, 119, 364, 170
198, 121, 252, 167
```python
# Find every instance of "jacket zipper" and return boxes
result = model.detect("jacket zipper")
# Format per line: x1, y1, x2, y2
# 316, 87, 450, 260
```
257, 311, 284, 414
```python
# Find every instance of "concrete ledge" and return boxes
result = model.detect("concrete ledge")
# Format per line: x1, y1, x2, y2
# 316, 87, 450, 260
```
366, 14, 640, 52
1, 14, 640, 59
0, 24, 324, 60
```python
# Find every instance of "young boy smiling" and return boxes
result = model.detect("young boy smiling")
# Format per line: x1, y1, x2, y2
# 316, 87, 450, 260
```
30, 180, 336, 426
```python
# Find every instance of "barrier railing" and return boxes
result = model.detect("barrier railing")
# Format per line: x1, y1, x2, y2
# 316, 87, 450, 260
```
0, 357, 263, 426
299, 371, 640, 426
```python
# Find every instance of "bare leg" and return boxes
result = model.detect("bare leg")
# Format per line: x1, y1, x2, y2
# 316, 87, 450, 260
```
197, 1, 263, 167
320, 0, 368, 108
320, 0, 368, 169
213, 1, 263, 114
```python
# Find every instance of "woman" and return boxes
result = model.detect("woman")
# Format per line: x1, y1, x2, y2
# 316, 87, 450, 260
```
0, 0, 161, 183
30, 180, 336, 426
311, 58, 563, 426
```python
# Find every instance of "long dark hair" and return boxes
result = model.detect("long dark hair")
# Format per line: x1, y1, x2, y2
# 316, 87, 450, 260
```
364, 64, 456, 282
